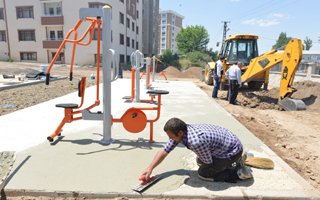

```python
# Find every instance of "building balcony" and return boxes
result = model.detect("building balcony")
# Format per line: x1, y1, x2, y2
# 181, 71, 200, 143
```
41, 15, 64, 25
43, 39, 63, 49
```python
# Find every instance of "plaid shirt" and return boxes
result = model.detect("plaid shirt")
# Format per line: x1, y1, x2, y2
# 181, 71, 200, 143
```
163, 124, 243, 164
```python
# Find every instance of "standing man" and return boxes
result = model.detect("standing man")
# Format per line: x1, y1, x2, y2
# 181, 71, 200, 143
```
140, 118, 252, 183
226, 62, 243, 105
212, 56, 225, 98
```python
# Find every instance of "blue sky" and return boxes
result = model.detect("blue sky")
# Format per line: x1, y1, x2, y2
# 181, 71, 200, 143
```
160, 0, 320, 53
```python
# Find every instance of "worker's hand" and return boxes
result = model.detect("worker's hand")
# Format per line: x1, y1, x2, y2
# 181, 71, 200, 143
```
139, 168, 153, 182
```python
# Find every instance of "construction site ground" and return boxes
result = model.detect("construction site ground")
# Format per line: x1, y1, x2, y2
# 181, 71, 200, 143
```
0, 62, 320, 199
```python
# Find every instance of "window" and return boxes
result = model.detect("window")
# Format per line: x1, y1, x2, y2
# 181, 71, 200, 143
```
119, 12, 124, 24
136, 26, 139, 34
126, 37, 130, 47
0, 8, 4, 20
89, 2, 106, 8
132, 39, 134, 48
127, 18, 130, 28
120, 33, 124, 45
119, 54, 125, 63
94, 54, 102, 64
126, 55, 130, 63
111, 30, 113, 42
132, 22, 135, 31
120, 0, 124, 3
57, 31, 63, 39
49, 7, 54, 15
0, 31, 6, 42
51, 52, 64, 62
49, 31, 55, 40
93, 28, 102, 40
18, 30, 35, 41
20, 52, 37, 61
16, 6, 34, 18
136, 41, 139, 49
136, 10, 139, 19
56, 7, 62, 15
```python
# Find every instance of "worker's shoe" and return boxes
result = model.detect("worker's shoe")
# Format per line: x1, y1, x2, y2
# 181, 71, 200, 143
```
198, 174, 214, 182
236, 153, 253, 180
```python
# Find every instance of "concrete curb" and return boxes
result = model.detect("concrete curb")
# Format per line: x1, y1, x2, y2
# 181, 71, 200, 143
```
0, 77, 67, 91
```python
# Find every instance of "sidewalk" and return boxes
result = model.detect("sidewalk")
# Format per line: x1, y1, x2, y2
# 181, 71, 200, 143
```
1, 79, 319, 199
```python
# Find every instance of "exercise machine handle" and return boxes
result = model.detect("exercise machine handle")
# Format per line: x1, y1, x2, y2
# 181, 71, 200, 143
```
45, 73, 50, 85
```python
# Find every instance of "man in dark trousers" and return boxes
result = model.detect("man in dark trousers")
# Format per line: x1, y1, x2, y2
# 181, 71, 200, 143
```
140, 118, 252, 182
212, 56, 225, 98
226, 62, 243, 105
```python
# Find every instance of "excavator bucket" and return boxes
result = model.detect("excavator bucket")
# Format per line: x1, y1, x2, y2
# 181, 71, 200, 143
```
278, 97, 306, 111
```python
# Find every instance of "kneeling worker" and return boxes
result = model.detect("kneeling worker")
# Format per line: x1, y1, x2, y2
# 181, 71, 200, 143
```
140, 118, 252, 182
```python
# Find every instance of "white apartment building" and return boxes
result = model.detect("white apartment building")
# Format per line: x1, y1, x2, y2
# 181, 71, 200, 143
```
159, 10, 183, 55
0, 0, 142, 66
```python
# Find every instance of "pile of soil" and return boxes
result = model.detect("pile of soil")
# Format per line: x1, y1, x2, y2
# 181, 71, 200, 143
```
163, 66, 202, 79
217, 81, 320, 111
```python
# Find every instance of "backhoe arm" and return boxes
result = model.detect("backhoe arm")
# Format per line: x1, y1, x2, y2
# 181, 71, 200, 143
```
241, 39, 302, 99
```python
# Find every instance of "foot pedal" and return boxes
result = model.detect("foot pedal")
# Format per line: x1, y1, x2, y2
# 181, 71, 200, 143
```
132, 175, 161, 193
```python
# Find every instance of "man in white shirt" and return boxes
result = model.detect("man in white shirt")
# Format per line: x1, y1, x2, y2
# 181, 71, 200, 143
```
212, 56, 225, 98
226, 62, 243, 105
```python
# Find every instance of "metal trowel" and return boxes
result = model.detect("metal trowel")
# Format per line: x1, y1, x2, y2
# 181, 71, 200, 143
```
132, 175, 162, 193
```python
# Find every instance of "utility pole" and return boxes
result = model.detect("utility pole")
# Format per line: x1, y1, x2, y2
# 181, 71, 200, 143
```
221, 21, 230, 44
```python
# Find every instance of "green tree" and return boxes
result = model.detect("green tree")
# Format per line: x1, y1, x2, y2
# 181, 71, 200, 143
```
159, 49, 179, 67
272, 32, 292, 50
176, 25, 210, 54
303, 37, 313, 50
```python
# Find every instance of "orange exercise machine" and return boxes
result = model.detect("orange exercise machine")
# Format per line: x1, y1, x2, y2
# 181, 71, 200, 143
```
45, 7, 168, 144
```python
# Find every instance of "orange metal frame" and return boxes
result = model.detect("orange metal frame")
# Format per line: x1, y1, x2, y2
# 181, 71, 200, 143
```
46, 17, 102, 142
46, 17, 167, 143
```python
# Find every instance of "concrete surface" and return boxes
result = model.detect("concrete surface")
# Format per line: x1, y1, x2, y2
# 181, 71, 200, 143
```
1, 78, 319, 199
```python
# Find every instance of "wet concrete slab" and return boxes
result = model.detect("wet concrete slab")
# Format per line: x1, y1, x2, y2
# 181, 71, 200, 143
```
1, 79, 319, 199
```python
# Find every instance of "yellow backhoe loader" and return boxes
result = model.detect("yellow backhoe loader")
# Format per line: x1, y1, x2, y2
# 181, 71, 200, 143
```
204, 34, 306, 111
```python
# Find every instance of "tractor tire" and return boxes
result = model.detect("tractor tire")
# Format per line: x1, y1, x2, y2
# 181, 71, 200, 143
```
248, 81, 263, 90
205, 67, 213, 85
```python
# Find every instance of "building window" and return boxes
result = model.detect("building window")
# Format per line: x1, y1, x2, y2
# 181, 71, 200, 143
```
119, 54, 125, 63
120, 0, 124, 3
0, 8, 4, 20
18, 30, 35, 41
94, 54, 102, 64
132, 39, 134, 48
120, 33, 124, 45
93, 28, 102, 40
119, 12, 124, 24
20, 52, 37, 61
136, 41, 139, 49
111, 30, 113, 42
57, 31, 63, 40
127, 18, 130, 28
49, 31, 55, 40
89, 2, 106, 8
136, 26, 139, 34
16, 6, 34, 19
136, 10, 139, 19
132, 22, 135, 31
0, 31, 6, 42
126, 37, 130, 47
126, 55, 130, 63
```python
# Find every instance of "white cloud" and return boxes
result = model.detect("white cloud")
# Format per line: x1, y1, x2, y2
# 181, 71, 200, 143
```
270, 13, 284, 18
242, 18, 280, 27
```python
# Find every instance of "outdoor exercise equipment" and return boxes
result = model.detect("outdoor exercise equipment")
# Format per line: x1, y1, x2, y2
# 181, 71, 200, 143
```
123, 51, 156, 103
45, 7, 168, 144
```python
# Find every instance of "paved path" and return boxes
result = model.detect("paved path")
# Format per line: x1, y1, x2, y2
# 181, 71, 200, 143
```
1, 79, 319, 199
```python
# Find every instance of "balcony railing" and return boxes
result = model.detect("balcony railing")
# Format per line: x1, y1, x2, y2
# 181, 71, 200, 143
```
41, 15, 64, 25
43, 39, 63, 49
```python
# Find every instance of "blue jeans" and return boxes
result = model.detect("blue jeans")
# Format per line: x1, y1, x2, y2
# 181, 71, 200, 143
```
212, 75, 220, 98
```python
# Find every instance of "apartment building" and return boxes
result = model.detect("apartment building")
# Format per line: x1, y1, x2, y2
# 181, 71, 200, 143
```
0, 0, 142, 66
142, 0, 159, 56
158, 10, 183, 55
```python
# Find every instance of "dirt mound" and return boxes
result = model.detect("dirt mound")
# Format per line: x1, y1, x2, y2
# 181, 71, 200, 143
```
218, 81, 320, 111
163, 66, 202, 79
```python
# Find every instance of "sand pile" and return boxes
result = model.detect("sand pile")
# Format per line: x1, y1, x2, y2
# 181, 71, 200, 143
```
163, 66, 202, 79
219, 81, 320, 111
